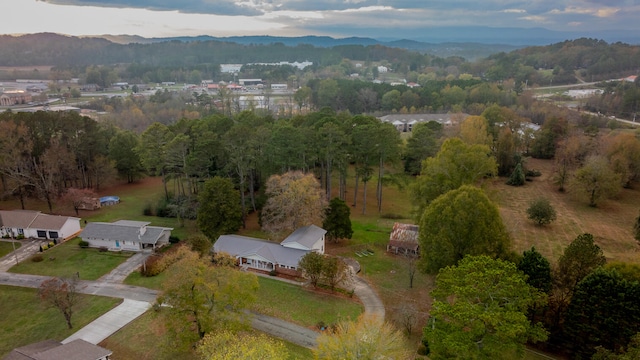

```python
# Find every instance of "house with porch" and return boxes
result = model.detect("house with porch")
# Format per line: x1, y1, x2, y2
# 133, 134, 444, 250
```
0, 210, 81, 241
213, 224, 326, 276
386, 222, 420, 256
80, 220, 172, 252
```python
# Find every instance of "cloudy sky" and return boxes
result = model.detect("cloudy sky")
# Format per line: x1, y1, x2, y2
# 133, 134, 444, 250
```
3, 0, 638, 40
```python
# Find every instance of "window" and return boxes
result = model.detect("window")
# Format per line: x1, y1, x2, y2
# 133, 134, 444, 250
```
37, 230, 47, 238
17, 228, 24, 235
48, 231, 58, 239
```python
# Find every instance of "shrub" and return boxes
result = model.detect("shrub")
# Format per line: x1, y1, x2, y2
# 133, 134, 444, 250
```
527, 198, 557, 226
155, 197, 171, 218
526, 169, 542, 177
143, 202, 154, 216
381, 213, 406, 220
141, 244, 187, 277
78, 240, 89, 248
99, 246, 108, 252
48, 242, 54, 248
16, 234, 24, 240
142, 256, 164, 277
31, 254, 44, 262
168, 235, 180, 244
269, 269, 277, 276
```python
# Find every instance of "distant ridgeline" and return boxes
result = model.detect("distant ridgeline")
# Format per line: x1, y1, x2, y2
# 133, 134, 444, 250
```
0, 34, 637, 86
0, 33, 520, 67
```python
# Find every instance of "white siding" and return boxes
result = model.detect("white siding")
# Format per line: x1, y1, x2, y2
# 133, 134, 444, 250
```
311, 237, 325, 254
60, 219, 81, 239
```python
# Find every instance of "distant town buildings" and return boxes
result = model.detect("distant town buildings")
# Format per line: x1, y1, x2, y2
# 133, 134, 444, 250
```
0, 90, 32, 106
220, 61, 313, 73
379, 113, 468, 132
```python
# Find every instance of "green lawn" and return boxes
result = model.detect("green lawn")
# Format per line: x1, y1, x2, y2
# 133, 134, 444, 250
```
8, 238, 133, 280
125, 268, 363, 328
0, 241, 20, 258
0, 286, 121, 358
252, 277, 363, 328
124, 268, 169, 289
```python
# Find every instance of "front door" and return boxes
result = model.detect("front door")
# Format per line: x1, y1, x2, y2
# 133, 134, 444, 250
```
115, 240, 120, 248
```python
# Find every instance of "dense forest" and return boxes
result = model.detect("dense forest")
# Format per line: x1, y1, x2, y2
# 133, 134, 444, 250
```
1, 34, 639, 88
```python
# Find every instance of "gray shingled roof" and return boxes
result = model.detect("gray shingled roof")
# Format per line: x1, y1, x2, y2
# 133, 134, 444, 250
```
3, 339, 111, 360
214, 235, 309, 268
0, 211, 78, 231
80, 222, 170, 245
280, 224, 326, 249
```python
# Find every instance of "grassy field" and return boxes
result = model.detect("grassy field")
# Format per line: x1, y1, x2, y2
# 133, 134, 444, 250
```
490, 157, 640, 264
8, 237, 133, 280
0, 241, 21, 258
0, 286, 120, 358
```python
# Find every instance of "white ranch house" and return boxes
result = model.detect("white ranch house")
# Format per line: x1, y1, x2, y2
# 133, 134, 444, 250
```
213, 224, 326, 276
0, 210, 81, 241
80, 220, 172, 252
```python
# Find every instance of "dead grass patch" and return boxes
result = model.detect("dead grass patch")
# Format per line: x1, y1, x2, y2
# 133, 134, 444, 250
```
490, 158, 640, 264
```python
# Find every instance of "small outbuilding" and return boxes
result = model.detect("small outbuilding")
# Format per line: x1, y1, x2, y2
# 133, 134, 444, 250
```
386, 222, 420, 256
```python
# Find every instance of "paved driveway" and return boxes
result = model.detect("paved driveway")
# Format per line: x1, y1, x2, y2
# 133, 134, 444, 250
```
0, 239, 47, 272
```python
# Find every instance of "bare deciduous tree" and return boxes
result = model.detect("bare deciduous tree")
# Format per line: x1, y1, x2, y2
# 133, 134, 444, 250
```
38, 276, 80, 329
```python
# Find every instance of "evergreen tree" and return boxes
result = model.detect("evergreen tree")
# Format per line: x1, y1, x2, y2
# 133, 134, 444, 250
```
322, 197, 353, 243
506, 162, 526, 186
518, 247, 552, 293
196, 177, 243, 242
564, 268, 640, 358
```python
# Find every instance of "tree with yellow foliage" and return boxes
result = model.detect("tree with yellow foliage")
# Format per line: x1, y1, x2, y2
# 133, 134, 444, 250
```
197, 330, 288, 360
314, 315, 410, 359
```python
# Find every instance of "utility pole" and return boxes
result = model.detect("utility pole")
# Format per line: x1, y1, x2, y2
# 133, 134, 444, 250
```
5, 227, 19, 265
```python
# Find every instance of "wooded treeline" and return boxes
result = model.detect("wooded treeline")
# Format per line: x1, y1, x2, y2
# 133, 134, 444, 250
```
0, 109, 406, 219
3, 34, 640, 88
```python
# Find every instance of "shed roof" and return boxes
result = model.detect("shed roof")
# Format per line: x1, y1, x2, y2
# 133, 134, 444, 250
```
388, 222, 419, 252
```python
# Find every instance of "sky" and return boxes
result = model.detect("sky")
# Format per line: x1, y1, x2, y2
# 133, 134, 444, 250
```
2, 0, 639, 41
